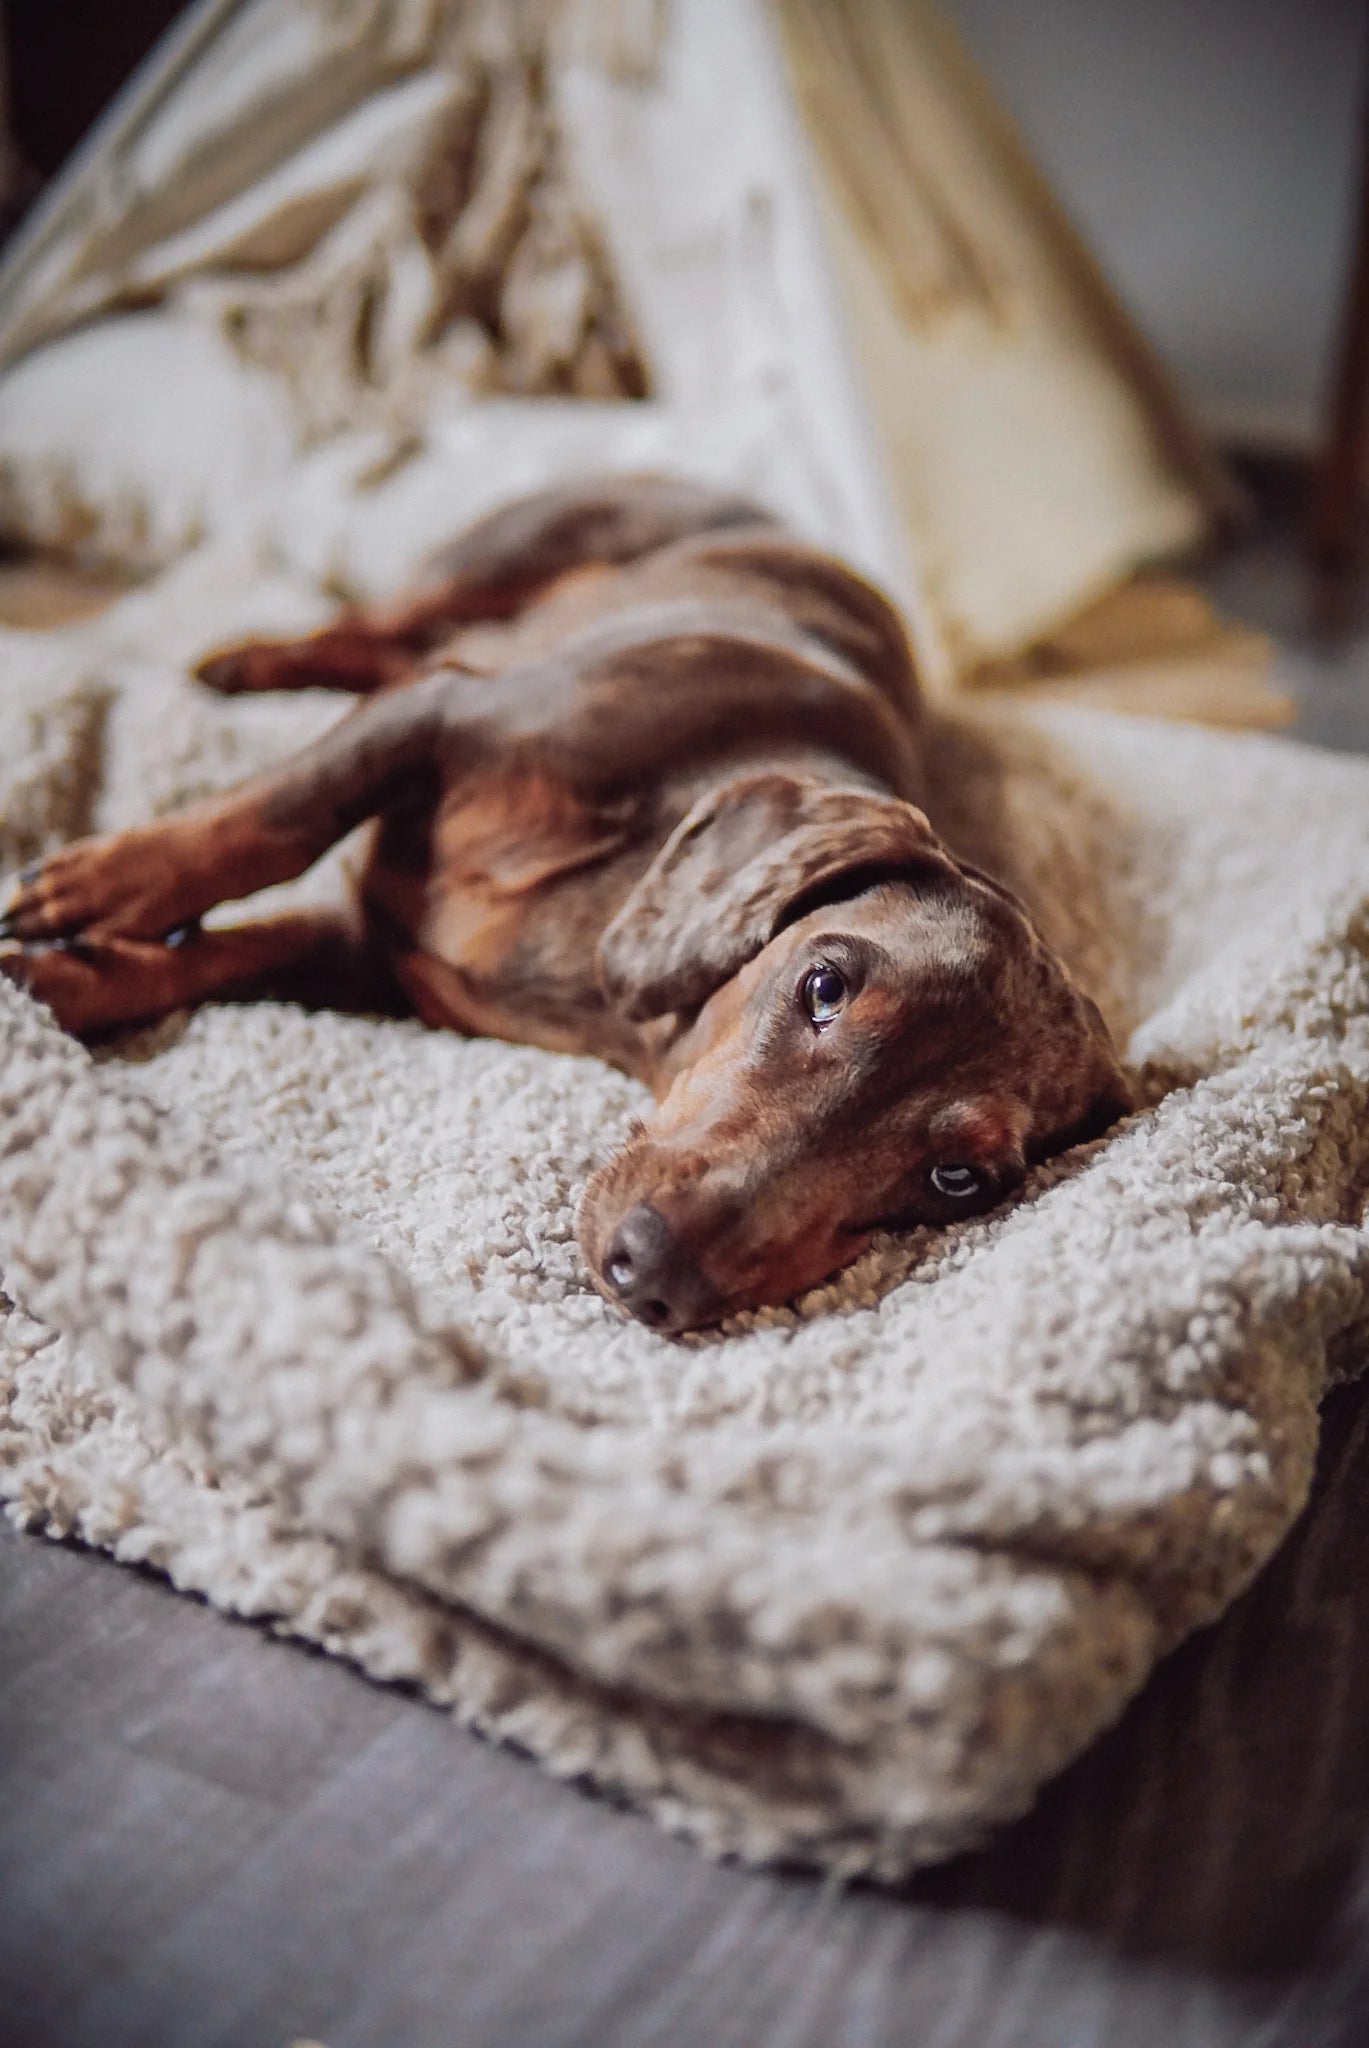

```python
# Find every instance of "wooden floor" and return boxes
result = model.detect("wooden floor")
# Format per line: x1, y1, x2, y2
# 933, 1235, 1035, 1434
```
4, 1378, 1369, 2048
3, 470, 1369, 2048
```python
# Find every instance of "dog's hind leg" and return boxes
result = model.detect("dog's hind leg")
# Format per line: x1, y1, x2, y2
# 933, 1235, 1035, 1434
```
194, 474, 772, 698
195, 620, 420, 698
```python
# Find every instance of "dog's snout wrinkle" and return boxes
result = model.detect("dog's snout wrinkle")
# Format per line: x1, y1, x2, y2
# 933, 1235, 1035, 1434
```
601, 1202, 724, 1334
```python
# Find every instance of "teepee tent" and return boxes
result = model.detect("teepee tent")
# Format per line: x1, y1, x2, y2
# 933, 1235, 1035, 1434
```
0, 0, 1267, 711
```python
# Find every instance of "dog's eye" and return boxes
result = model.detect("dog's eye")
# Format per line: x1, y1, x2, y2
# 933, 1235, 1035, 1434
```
929, 1163, 982, 1200
801, 965, 847, 1026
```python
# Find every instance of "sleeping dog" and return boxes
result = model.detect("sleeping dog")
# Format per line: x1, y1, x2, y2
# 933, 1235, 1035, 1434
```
0, 475, 1131, 1331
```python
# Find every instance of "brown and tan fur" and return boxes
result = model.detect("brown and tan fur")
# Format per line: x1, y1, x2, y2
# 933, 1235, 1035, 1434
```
0, 476, 1131, 1331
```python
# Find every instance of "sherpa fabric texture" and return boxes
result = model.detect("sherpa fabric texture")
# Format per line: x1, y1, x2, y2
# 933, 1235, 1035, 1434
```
1, 558, 1368, 1880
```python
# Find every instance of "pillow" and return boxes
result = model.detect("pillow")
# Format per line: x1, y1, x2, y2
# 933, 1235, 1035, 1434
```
0, 312, 298, 572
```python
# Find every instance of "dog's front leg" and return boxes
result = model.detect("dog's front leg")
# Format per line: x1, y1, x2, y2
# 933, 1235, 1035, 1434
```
1, 676, 453, 945
0, 913, 353, 1036
0, 803, 307, 948
1, 674, 453, 1033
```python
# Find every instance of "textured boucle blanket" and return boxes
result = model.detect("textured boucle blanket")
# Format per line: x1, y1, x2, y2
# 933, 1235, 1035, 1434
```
1, 556, 1367, 1880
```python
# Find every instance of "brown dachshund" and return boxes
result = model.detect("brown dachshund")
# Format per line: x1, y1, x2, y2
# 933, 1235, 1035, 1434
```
0, 475, 1131, 1331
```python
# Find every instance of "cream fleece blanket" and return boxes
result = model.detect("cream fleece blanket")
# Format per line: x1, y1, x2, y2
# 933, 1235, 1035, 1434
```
1, 553, 1367, 1880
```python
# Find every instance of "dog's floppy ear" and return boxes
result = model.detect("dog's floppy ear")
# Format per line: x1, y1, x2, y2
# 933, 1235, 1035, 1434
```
598, 773, 945, 1020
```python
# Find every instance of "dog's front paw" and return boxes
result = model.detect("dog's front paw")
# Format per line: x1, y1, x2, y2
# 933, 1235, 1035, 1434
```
1, 936, 100, 1034
0, 931, 192, 1037
1, 844, 116, 942
1, 832, 186, 943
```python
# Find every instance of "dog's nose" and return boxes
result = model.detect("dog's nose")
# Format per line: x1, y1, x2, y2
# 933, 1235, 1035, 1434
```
601, 1203, 724, 1333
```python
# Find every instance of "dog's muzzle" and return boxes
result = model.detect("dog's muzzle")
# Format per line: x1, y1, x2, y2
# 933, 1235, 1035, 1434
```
600, 1202, 725, 1334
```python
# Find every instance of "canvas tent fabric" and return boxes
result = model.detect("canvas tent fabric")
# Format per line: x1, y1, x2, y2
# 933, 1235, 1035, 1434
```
0, 0, 1219, 687
0, 534, 1366, 1876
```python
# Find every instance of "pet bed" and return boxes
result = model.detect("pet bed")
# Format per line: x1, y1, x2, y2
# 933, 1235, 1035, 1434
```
1, 547, 1366, 1877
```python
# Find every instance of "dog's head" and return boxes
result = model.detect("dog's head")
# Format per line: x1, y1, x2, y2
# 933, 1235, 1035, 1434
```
579, 773, 1131, 1332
